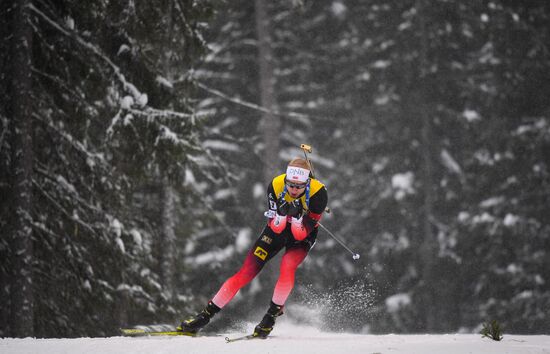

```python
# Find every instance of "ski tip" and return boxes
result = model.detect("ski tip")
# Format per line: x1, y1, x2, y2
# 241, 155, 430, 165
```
120, 328, 147, 336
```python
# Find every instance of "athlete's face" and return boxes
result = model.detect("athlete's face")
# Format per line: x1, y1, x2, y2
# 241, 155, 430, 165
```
286, 181, 307, 198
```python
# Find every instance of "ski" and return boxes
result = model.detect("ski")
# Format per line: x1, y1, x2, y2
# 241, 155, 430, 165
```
225, 333, 265, 343
120, 327, 197, 337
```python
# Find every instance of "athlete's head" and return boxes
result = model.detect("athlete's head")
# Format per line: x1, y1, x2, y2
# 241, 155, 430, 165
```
285, 158, 311, 197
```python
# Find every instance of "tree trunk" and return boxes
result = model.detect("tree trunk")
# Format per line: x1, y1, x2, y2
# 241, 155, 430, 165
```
9, 0, 34, 338
157, 1, 176, 302
416, 0, 437, 332
159, 180, 176, 300
254, 0, 280, 184
419, 101, 437, 331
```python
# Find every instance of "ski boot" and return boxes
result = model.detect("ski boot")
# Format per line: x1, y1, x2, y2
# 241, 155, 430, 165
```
177, 301, 221, 334
253, 301, 284, 338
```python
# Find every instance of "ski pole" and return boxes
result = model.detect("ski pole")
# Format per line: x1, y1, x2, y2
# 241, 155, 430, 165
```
300, 144, 357, 258
318, 222, 360, 261
300, 144, 316, 178
300, 144, 331, 214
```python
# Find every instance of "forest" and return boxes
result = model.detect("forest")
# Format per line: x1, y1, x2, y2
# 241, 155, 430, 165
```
1, 0, 549, 338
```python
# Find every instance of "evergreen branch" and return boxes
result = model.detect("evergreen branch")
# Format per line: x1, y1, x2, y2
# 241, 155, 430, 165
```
32, 112, 108, 169
129, 107, 193, 120
480, 320, 504, 341
195, 81, 309, 120
184, 178, 240, 240
34, 164, 102, 215
28, 4, 141, 98
28, 3, 196, 122
174, 0, 206, 47
155, 123, 197, 150
32, 178, 99, 237
31, 221, 83, 279
31, 67, 98, 114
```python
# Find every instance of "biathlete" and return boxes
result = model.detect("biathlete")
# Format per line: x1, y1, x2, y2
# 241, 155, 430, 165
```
177, 157, 328, 338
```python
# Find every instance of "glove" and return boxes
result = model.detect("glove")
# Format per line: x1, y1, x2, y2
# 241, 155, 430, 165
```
290, 217, 308, 240
269, 213, 287, 234
276, 198, 290, 216
277, 199, 302, 217
287, 200, 303, 218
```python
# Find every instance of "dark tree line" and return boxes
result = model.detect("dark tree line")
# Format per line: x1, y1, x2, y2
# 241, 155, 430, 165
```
1, 0, 224, 337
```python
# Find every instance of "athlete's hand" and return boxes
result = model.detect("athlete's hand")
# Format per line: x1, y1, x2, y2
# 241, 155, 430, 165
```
277, 199, 291, 216
286, 200, 303, 218
277, 199, 302, 217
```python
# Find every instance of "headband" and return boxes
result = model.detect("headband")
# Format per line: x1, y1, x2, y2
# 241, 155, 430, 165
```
286, 166, 310, 183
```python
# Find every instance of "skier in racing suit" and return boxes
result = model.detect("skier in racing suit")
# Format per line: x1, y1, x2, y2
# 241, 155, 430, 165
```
178, 157, 328, 338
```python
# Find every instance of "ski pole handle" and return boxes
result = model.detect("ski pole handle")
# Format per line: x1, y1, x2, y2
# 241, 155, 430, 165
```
300, 143, 316, 178
300, 144, 312, 153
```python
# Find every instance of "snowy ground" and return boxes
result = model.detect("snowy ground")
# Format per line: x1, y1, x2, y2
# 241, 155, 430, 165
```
2, 323, 550, 354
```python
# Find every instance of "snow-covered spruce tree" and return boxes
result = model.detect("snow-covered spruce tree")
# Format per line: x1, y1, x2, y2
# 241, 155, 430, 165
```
0, 0, 219, 337
1, 0, 35, 338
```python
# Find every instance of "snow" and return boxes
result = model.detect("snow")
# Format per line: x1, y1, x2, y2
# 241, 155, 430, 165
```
235, 228, 252, 253
56, 175, 77, 194
190, 245, 236, 266
253, 182, 264, 199
440, 149, 463, 175
391, 172, 415, 200
479, 196, 505, 208
129, 229, 143, 247
372, 60, 391, 69
2, 324, 550, 354
64, 16, 75, 30
117, 44, 130, 56
136, 93, 148, 107
472, 212, 495, 224
462, 109, 480, 122
385, 293, 411, 313
202, 139, 241, 152
503, 213, 519, 227
121, 96, 134, 109
115, 237, 126, 253
331, 2, 347, 18
155, 75, 174, 89
110, 218, 123, 237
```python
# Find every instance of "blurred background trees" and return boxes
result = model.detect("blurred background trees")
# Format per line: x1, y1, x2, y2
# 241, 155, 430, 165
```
1, 0, 549, 337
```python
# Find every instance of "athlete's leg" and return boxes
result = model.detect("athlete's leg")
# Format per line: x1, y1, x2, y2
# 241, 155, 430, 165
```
253, 244, 309, 338
271, 245, 308, 306
212, 226, 283, 308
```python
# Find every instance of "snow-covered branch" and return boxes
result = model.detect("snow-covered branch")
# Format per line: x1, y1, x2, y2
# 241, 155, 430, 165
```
28, 3, 195, 122
32, 112, 107, 169
32, 178, 99, 237
28, 4, 143, 100
195, 82, 309, 120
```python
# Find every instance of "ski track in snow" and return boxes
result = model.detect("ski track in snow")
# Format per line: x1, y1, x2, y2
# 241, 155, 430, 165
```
2, 324, 550, 354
